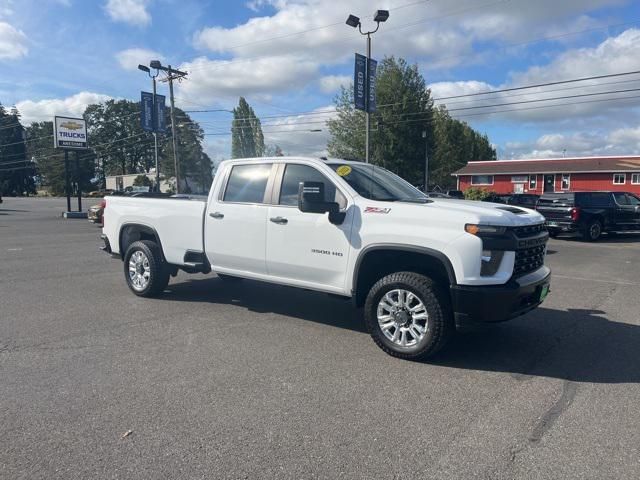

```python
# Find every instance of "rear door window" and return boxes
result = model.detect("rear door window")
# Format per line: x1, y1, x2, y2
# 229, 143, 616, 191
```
223, 164, 272, 204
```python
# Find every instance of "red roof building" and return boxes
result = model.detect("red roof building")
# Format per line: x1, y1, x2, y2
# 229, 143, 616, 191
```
452, 156, 640, 195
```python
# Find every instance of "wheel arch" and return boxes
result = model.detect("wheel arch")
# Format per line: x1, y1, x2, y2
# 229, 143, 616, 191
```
119, 223, 166, 261
352, 244, 457, 307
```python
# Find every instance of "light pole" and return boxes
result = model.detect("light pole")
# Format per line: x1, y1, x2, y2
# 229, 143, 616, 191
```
422, 130, 429, 192
138, 63, 161, 191
346, 9, 389, 163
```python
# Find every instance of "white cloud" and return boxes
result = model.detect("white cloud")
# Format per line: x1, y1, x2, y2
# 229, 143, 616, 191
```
178, 55, 319, 102
429, 29, 640, 125
260, 105, 335, 156
15, 92, 112, 124
0, 21, 27, 59
504, 127, 640, 158
115, 47, 164, 71
319, 75, 350, 94
104, 0, 150, 27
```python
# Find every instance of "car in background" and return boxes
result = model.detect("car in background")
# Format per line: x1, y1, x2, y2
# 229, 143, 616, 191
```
88, 198, 106, 225
446, 190, 464, 199
536, 191, 640, 241
87, 189, 114, 198
505, 193, 540, 209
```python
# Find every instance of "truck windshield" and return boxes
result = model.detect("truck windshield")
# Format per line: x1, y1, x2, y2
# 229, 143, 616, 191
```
328, 163, 428, 203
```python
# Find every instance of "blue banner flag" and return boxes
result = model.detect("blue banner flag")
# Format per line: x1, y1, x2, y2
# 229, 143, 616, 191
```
354, 53, 367, 111
367, 58, 377, 113
154, 94, 166, 133
141, 91, 154, 132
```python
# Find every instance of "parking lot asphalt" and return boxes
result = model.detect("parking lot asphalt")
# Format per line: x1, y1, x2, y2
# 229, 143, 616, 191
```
1, 197, 639, 479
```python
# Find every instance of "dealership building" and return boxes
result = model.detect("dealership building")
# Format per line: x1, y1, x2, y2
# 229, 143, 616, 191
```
452, 155, 640, 195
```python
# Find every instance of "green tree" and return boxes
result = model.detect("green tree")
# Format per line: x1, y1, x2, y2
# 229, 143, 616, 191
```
0, 105, 35, 195
133, 174, 152, 187
327, 56, 495, 188
231, 97, 264, 158
328, 56, 434, 185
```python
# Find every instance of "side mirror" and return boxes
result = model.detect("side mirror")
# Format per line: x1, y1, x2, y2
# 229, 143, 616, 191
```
297, 181, 345, 225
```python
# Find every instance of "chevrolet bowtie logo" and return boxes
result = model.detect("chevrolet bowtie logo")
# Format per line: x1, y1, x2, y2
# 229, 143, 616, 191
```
60, 121, 83, 130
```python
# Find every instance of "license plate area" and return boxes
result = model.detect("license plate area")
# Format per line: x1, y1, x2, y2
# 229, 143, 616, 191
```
539, 283, 550, 301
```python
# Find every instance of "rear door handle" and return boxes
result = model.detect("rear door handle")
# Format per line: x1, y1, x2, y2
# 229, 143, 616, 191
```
270, 216, 288, 225
209, 212, 224, 219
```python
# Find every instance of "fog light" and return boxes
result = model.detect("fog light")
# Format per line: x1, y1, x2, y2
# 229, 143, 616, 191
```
481, 250, 504, 276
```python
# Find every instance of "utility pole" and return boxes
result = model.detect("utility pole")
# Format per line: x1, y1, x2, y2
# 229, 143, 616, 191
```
422, 130, 429, 192
157, 64, 188, 193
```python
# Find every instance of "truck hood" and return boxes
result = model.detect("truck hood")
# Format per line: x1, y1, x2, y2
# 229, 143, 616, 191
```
425, 198, 544, 226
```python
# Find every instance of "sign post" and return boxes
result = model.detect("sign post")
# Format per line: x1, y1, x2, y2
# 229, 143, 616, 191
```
141, 91, 166, 191
353, 51, 377, 163
54, 116, 89, 218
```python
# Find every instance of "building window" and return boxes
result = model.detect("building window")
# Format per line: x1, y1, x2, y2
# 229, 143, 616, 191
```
511, 175, 527, 183
631, 173, 640, 185
561, 174, 570, 190
529, 175, 537, 189
613, 173, 626, 185
471, 175, 493, 185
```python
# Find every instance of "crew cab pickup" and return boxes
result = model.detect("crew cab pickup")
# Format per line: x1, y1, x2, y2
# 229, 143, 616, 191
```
101, 157, 551, 359
537, 191, 640, 241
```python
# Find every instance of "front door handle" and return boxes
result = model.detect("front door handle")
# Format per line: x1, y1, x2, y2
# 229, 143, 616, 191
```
209, 211, 224, 219
270, 216, 288, 225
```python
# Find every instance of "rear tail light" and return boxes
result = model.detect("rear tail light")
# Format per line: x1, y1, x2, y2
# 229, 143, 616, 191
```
570, 207, 580, 221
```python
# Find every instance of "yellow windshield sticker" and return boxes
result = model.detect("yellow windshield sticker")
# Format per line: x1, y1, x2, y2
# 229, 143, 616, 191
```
336, 165, 352, 177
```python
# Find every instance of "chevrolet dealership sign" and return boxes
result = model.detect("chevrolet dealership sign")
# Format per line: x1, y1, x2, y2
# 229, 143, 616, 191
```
54, 116, 88, 149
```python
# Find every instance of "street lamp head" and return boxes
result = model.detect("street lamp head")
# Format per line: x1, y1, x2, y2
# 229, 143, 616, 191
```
346, 14, 360, 28
150, 60, 162, 69
373, 9, 389, 23
137, 64, 150, 73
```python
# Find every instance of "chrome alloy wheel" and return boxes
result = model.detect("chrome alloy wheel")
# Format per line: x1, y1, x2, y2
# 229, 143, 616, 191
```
128, 250, 151, 291
377, 289, 429, 347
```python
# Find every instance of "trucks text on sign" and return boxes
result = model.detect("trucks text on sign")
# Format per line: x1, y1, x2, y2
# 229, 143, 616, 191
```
54, 116, 88, 150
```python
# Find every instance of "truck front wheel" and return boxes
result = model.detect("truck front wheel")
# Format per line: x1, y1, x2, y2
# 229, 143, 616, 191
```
364, 272, 453, 360
124, 240, 170, 297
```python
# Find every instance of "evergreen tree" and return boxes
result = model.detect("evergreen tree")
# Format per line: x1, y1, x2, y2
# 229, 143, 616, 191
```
0, 105, 35, 195
327, 56, 495, 188
231, 97, 265, 158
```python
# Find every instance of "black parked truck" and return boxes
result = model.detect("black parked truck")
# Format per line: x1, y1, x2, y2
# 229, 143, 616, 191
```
536, 191, 640, 241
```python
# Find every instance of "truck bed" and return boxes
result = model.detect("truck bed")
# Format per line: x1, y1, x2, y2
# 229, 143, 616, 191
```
104, 196, 206, 265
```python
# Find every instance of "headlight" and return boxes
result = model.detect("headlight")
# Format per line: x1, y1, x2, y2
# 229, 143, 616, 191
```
465, 224, 506, 236
480, 250, 504, 276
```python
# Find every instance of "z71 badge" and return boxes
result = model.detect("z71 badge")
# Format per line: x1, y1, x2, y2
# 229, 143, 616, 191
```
364, 207, 391, 214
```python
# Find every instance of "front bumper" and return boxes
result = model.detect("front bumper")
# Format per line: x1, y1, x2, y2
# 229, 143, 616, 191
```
450, 266, 551, 329
545, 220, 577, 232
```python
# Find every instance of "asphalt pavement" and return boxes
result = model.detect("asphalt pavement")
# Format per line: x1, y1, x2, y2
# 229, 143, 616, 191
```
1, 197, 639, 479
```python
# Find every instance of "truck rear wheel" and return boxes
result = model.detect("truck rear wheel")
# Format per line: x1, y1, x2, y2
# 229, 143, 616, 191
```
583, 219, 602, 242
124, 240, 170, 297
364, 272, 453, 360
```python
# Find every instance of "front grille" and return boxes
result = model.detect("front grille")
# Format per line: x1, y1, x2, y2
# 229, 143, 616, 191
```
512, 223, 546, 237
514, 245, 546, 276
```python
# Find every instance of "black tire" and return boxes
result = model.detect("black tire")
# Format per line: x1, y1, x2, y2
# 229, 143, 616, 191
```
123, 240, 170, 297
548, 230, 559, 238
364, 272, 453, 360
583, 219, 602, 242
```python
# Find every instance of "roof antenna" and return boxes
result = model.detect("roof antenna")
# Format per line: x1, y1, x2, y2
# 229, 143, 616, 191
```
562, 149, 566, 158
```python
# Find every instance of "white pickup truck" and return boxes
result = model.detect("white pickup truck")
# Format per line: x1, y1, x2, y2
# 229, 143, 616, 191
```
101, 157, 550, 359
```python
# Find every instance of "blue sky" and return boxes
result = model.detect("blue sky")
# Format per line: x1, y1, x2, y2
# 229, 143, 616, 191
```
1, 0, 640, 161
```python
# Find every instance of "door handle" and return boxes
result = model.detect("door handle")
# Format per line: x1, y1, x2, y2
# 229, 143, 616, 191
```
209, 212, 224, 219
270, 216, 288, 225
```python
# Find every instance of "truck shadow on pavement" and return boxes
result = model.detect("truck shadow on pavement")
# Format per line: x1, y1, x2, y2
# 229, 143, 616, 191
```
164, 278, 638, 383
433, 307, 640, 384
164, 276, 367, 333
